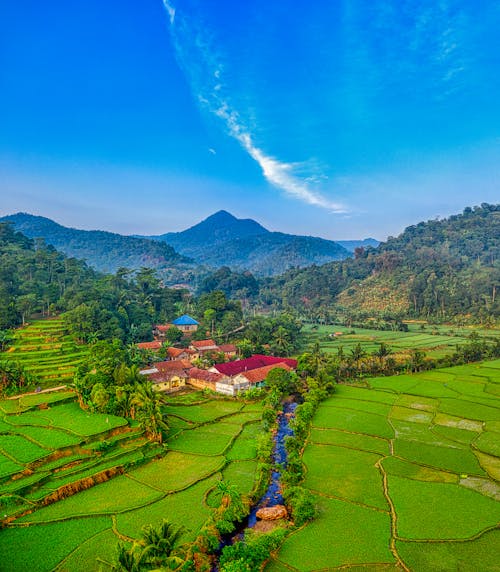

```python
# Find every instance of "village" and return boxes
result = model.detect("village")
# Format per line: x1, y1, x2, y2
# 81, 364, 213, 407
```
137, 314, 297, 396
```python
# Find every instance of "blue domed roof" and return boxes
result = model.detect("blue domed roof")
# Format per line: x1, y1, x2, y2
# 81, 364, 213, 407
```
172, 314, 199, 326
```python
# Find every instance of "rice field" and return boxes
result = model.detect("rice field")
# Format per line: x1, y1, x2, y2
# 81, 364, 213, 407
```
0, 389, 263, 571
267, 359, 500, 571
303, 323, 500, 360
1, 318, 89, 387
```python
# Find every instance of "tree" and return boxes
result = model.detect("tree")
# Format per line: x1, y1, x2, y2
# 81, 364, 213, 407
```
140, 520, 185, 568
132, 383, 168, 443
16, 293, 37, 325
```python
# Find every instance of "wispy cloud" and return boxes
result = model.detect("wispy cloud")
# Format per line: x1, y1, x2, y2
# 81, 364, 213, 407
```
161, 0, 345, 213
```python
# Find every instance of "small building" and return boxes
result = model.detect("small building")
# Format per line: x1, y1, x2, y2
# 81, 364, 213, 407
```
210, 354, 297, 377
140, 360, 191, 393
171, 314, 200, 334
187, 367, 228, 391
167, 347, 194, 361
153, 324, 171, 339
136, 340, 163, 351
189, 339, 219, 358
218, 343, 238, 359
233, 363, 292, 389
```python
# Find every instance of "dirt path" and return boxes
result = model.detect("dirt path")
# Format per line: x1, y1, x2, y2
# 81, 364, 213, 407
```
6, 385, 69, 400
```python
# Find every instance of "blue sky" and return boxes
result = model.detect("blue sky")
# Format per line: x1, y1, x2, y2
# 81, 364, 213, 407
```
1, 0, 499, 240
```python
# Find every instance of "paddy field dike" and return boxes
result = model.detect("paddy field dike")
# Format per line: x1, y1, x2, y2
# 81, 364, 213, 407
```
0, 390, 263, 571
1, 318, 89, 387
267, 359, 500, 571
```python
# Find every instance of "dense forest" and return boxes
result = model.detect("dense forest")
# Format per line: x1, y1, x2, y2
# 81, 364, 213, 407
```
260, 204, 500, 323
0, 222, 185, 339
0, 213, 193, 281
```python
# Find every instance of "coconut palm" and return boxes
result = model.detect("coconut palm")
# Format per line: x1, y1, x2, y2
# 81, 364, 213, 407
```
140, 519, 186, 569
132, 383, 168, 443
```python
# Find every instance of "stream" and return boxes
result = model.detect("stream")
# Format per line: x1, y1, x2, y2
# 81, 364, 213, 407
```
212, 400, 297, 569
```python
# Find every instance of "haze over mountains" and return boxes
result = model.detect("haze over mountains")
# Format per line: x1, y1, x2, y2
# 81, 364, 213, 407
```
0, 211, 376, 279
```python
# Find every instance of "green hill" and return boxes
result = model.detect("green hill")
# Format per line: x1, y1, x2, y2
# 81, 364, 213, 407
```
263, 203, 500, 321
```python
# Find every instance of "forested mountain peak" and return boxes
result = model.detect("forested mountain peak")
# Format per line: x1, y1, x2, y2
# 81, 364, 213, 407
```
263, 203, 500, 321
0, 212, 190, 276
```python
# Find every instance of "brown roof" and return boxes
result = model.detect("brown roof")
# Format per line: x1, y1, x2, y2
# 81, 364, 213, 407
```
137, 341, 163, 350
155, 360, 192, 372
191, 339, 219, 350
239, 363, 291, 384
188, 367, 226, 383
155, 324, 171, 332
149, 370, 188, 383
218, 344, 237, 353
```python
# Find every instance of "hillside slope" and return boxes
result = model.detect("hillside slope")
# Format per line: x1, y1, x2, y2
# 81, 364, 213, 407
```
0, 213, 190, 275
263, 204, 500, 320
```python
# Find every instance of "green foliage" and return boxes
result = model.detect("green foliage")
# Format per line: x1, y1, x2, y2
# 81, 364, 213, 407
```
282, 486, 316, 525
219, 529, 287, 572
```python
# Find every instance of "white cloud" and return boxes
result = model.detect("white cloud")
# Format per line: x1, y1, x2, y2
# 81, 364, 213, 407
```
162, 0, 175, 25
160, 0, 345, 213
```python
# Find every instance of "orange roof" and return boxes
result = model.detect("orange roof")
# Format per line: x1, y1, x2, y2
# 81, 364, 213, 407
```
167, 347, 193, 358
191, 339, 219, 350
239, 363, 291, 384
137, 341, 163, 350
155, 324, 171, 332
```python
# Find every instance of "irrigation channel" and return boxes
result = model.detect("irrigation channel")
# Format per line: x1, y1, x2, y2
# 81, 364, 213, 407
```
212, 400, 297, 570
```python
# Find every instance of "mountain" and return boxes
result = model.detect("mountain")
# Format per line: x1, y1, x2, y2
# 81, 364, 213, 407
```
143, 210, 351, 275
0, 213, 190, 276
336, 238, 380, 252
262, 204, 500, 321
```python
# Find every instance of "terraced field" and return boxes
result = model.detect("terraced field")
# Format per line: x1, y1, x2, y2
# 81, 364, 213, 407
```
0, 390, 263, 571
303, 323, 500, 360
267, 360, 500, 572
1, 318, 89, 386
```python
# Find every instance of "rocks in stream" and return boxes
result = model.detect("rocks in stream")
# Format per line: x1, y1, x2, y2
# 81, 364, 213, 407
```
256, 505, 288, 520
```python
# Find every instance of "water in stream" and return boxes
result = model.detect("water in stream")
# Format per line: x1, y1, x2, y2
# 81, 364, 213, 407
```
213, 401, 297, 569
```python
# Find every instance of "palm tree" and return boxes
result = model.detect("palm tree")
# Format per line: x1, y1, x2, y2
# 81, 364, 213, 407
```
111, 543, 143, 572
140, 520, 186, 569
132, 383, 169, 443
374, 342, 392, 371
350, 343, 366, 375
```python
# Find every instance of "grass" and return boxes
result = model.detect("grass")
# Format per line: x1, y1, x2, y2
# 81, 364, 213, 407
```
115, 473, 219, 541
396, 529, 500, 572
54, 527, 119, 572
272, 359, 500, 570
162, 400, 243, 423
0, 434, 51, 464
393, 439, 486, 476
0, 516, 111, 572
312, 406, 394, 439
223, 460, 258, 496
128, 451, 225, 492
308, 428, 390, 455
226, 423, 260, 460
276, 496, 394, 571
302, 444, 388, 510
389, 475, 500, 540
168, 422, 242, 456
0, 318, 89, 387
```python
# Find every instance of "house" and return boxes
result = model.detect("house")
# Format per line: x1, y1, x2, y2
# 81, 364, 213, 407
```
210, 354, 297, 377
187, 367, 228, 391
136, 340, 163, 351
166, 347, 194, 361
171, 314, 199, 334
233, 363, 292, 389
153, 324, 171, 339
218, 343, 238, 359
189, 339, 220, 358
139, 360, 191, 393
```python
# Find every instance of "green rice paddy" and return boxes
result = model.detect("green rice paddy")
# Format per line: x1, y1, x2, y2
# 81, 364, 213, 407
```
0, 386, 263, 571
1, 318, 90, 387
303, 323, 500, 361
268, 359, 500, 571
